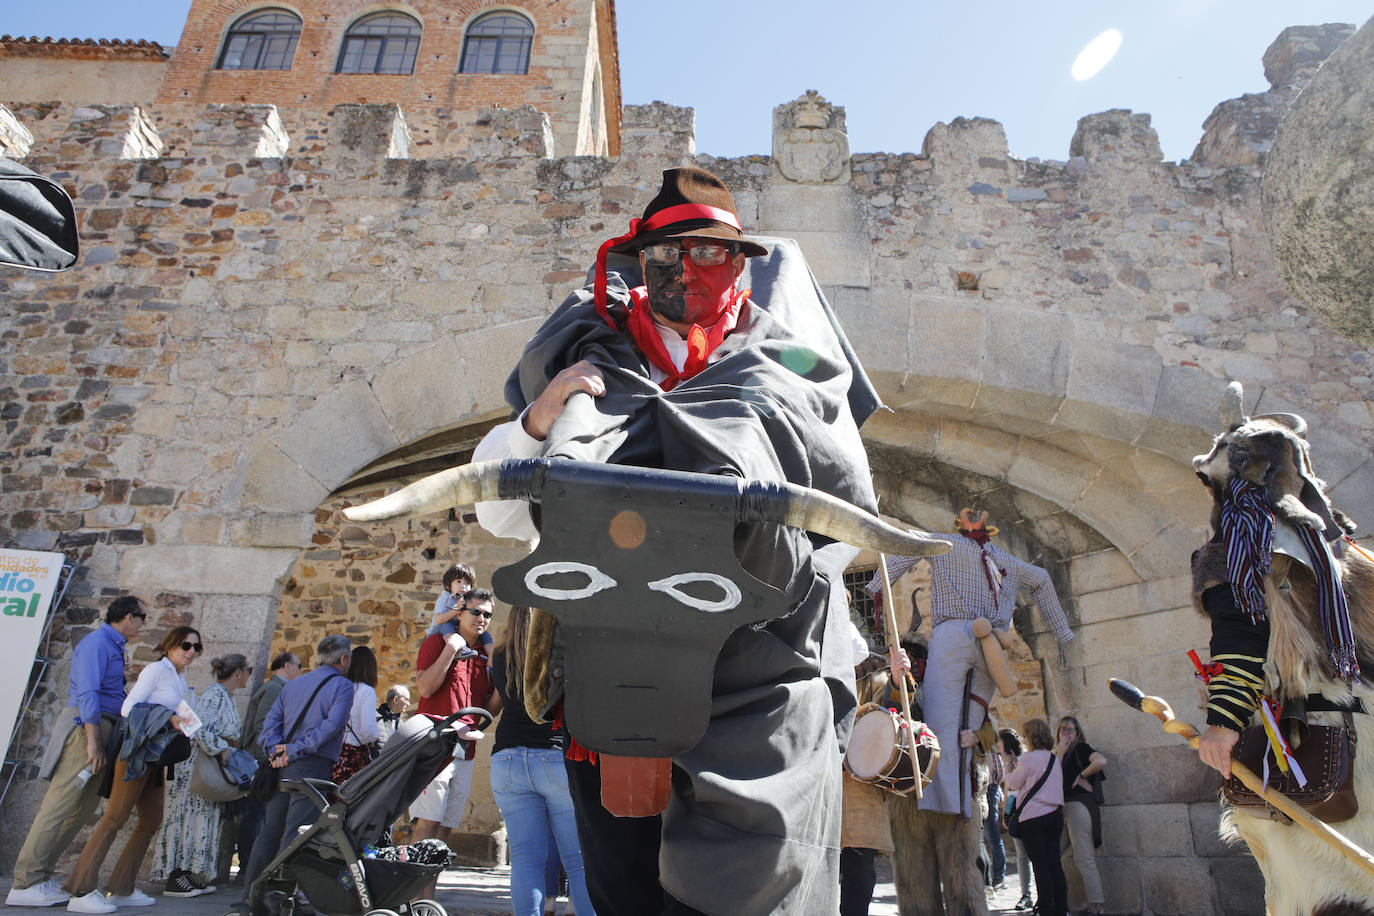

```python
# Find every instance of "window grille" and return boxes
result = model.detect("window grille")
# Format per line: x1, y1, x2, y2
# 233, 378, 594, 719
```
338, 12, 422, 75
843, 565, 879, 644
217, 9, 302, 71
459, 12, 533, 74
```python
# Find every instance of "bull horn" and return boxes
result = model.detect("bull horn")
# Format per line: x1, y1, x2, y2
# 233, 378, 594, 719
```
342, 460, 506, 522
772, 483, 950, 557
1252, 412, 1309, 438
1220, 381, 1245, 430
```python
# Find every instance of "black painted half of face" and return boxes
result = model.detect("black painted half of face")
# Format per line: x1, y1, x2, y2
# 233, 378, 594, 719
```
643, 258, 687, 322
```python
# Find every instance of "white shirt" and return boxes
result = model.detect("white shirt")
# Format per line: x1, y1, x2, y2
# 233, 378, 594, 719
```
344, 683, 380, 746
473, 317, 690, 542
121, 656, 189, 716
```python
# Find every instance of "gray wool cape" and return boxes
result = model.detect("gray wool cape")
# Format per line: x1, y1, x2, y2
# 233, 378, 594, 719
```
501, 238, 879, 915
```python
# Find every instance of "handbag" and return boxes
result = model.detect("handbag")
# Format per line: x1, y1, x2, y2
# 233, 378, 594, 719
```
249, 671, 344, 802
1007, 755, 1055, 839
1223, 712, 1357, 824
157, 732, 193, 767
191, 747, 257, 802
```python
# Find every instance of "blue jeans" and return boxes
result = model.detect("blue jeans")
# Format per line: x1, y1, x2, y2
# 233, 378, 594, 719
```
490, 747, 595, 916
240, 756, 332, 908
984, 785, 1005, 884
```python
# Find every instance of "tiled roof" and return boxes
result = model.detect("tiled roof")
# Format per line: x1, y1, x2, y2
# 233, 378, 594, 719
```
0, 35, 170, 60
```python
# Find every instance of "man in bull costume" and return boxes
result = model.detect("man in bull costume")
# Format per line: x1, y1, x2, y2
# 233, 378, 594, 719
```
345, 166, 944, 911
464, 167, 941, 914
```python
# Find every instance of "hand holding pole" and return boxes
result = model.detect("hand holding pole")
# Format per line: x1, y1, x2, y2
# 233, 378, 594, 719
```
1107, 678, 1374, 882
878, 553, 921, 798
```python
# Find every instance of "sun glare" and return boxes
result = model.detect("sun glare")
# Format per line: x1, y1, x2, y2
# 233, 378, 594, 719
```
1071, 28, 1123, 81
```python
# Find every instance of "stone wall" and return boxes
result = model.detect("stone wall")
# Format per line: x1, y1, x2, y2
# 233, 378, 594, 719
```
2, 23, 1372, 913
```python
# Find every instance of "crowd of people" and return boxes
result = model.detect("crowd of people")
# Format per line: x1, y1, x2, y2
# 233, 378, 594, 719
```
6, 565, 589, 916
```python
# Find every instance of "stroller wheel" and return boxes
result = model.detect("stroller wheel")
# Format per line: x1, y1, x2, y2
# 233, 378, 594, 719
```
362, 910, 400, 916
403, 900, 446, 916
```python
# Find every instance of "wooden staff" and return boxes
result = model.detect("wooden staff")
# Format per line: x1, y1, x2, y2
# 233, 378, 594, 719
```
1108, 678, 1374, 882
878, 553, 921, 798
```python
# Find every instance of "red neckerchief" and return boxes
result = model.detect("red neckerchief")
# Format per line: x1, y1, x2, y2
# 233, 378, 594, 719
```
959, 529, 1004, 598
624, 285, 748, 391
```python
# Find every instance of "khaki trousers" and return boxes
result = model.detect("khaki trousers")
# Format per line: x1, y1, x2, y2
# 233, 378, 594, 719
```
63, 756, 165, 896
11, 724, 112, 890
1061, 798, 1104, 905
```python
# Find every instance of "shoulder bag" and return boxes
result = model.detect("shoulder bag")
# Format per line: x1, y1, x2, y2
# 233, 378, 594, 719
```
191, 747, 258, 802
249, 671, 342, 802
1007, 755, 1055, 839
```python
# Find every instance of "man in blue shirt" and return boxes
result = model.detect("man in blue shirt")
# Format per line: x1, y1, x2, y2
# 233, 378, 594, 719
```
234, 634, 353, 913
6, 595, 147, 908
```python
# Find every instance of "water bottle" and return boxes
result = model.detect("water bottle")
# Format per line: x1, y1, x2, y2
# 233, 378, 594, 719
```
363, 845, 377, 859
73, 768, 93, 788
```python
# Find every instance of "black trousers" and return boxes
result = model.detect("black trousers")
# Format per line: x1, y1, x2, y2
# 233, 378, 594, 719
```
1018, 808, 1067, 916
839, 847, 877, 916
564, 756, 705, 916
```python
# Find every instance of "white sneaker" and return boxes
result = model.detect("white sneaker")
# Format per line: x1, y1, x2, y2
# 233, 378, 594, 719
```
65, 891, 116, 914
104, 889, 156, 908
6, 880, 72, 907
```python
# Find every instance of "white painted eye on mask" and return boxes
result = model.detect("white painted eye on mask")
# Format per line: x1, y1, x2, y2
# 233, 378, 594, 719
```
647, 572, 742, 613
524, 562, 617, 601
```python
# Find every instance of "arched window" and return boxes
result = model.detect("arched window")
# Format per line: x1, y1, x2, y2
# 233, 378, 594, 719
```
459, 11, 533, 74
217, 8, 302, 70
337, 12, 422, 74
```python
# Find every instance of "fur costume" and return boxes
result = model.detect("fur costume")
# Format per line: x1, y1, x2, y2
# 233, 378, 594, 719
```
1193, 382, 1374, 916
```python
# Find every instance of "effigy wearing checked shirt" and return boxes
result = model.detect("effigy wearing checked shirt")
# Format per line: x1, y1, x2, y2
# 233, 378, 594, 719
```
867, 535, 1075, 641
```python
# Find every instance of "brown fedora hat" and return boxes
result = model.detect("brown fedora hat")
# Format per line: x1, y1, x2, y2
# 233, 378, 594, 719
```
608, 167, 768, 258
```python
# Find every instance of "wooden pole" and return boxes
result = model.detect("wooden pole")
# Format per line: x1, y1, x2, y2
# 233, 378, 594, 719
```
878, 553, 921, 798
1108, 678, 1374, 882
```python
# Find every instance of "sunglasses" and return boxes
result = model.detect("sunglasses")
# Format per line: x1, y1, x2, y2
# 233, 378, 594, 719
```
641, 241, 735, 268
466, 608, 494, 620
180, 641, 203, 653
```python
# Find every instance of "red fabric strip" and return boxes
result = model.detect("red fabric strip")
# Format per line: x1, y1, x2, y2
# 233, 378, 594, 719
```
624, 286, 746, 390
640, 203, 741, 232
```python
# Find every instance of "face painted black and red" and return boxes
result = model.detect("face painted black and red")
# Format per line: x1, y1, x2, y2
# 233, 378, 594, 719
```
640, 238, 744, 327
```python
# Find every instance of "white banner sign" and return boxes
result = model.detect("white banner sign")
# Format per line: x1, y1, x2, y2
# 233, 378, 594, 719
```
0, 549, 65, 755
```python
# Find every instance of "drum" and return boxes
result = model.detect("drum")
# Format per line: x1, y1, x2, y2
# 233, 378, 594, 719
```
845, 703, 940, 797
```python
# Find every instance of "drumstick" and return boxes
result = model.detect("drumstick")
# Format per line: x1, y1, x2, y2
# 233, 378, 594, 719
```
877, 553, 921, 798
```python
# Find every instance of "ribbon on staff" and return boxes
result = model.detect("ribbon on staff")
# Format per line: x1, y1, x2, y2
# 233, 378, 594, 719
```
1258, 697, 1306, 786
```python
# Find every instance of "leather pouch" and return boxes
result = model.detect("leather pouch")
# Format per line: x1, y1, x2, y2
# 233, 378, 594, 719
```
1223, 712, 1356, 824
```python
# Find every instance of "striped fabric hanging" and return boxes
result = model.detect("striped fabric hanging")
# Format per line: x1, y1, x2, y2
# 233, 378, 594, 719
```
1219, 478, 1273, 624
1293, 524, 1362, 683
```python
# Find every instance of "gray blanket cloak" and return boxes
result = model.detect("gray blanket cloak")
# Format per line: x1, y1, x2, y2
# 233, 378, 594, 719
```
503, 238, 879, 915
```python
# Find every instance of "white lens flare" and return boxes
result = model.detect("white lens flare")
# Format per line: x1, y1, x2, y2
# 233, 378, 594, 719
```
1071, 28, 1123, 82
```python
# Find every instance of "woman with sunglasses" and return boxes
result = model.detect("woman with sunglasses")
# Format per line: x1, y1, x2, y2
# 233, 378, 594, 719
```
150, 651, 253, 898
63, 626, 203, 914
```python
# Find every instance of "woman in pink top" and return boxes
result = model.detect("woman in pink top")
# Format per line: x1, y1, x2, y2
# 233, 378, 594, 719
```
1003, 719, 1066, 916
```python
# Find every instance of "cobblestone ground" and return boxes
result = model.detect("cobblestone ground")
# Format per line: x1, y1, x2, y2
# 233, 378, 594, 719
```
3, 852, 1048, 915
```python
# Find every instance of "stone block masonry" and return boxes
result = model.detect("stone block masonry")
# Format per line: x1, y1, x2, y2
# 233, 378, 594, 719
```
1, 24, 1372, 909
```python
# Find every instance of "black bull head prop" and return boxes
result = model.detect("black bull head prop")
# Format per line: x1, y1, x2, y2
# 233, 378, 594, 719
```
345, 457, 948, 756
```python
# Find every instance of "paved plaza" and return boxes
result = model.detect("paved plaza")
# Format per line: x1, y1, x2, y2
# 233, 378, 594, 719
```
3, 856, 1033, 915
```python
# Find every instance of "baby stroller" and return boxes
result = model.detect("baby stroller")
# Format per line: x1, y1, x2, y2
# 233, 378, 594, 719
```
246, 707, 493, 916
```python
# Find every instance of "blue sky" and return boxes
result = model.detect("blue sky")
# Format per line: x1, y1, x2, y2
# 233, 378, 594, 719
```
5, 1, 1371, 162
